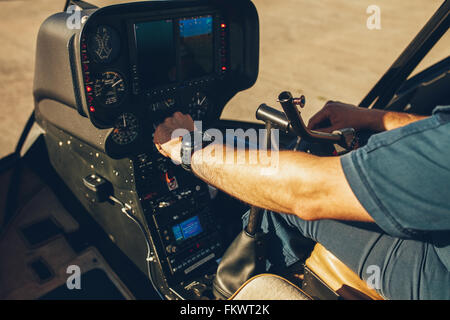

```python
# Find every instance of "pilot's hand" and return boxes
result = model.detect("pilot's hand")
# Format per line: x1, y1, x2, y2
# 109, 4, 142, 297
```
154, 112, 195, 163
307, 101, 374, 133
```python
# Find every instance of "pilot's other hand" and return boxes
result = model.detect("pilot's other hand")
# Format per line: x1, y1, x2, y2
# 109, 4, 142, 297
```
154, 112, 195, 163
307, 101, 374, 133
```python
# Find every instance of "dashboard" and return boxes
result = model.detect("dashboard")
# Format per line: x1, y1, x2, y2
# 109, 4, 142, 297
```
75, 1, 257, 158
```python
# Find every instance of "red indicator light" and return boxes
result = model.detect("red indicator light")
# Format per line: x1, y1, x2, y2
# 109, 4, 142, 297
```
221, 66, 227, 71
89, 106, 95, 112
165, 172, 175, 184
86, 85, 92, 92
221, 23, 226, 28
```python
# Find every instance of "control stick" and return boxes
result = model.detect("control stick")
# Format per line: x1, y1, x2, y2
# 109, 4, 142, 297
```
256, 91, 357, 150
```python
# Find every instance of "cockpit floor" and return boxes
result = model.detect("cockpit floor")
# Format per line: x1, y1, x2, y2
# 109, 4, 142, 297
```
0, 161, 133, 299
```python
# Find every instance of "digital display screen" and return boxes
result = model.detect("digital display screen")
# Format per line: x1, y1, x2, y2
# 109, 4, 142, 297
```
179, 15, 214, 80
172, 216, 203, 242
134, 19, 176, 88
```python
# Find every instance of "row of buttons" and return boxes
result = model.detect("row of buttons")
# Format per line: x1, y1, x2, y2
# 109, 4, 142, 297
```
170, 230, 220, 261
80, 37, 95, 114
144, 76, 217, 98
170, 242, 221, 274
219, 20, 228, 74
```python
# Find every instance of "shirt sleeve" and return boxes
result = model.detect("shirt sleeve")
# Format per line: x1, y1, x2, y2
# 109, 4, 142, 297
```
340, 108, 450, 238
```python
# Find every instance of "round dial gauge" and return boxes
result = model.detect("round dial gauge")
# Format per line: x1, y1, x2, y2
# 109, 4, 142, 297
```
88, 25, 121, 64
188, 92, 209, 120
111, 113, 139, 145
94, 71, 126, 106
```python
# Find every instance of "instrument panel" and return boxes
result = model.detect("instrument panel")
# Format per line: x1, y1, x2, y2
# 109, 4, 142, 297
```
78, 4, 232, 282
79, 5, 231, 156
34, 0, 259, 298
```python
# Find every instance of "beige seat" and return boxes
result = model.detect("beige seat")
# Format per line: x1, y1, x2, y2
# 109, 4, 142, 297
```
229, 243, 385, 300
305, 243, 385, 300
230, 274, 311, 300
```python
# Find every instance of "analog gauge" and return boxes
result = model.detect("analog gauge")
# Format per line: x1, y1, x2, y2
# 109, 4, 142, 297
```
188, 92, 209, 120
94, 71, 127, 106
88, 25, 121, 64
111, 113, 139, 145
150, 97, 176, 112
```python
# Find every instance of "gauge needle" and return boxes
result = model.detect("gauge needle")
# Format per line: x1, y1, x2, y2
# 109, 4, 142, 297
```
112, 79, 123, 88
199, 96, 206, 106
123, 114, 127, 127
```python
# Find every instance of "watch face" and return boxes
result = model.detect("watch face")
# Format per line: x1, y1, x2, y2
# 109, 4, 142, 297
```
180, 132, 196, 166
180, 131, 215, 170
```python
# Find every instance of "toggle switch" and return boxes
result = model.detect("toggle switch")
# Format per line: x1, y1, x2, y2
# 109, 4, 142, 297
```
83, 173, 113, 202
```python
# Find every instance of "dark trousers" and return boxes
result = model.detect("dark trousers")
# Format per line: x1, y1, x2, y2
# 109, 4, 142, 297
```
242, 209, 450, 300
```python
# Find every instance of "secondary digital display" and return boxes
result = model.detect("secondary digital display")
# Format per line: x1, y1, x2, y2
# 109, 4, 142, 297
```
179, 15, 214, 80
133, 15, 215, 90
172, 216, 203, 242
134, 19, 176, 88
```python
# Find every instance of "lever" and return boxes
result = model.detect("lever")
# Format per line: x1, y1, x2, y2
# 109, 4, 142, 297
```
256, 103, 291, 133
82, 173, 113, 202
83, 173, 134, 215
278, 91, 342, 144
256, 91, 357, 150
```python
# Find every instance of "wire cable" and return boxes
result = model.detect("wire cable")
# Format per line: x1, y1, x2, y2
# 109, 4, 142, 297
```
110, 196, 165, 300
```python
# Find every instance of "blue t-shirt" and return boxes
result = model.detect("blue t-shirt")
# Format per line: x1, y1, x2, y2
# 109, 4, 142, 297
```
341, 106, 450, 271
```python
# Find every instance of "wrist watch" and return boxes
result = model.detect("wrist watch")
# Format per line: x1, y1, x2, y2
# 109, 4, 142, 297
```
180, 131, 214, 171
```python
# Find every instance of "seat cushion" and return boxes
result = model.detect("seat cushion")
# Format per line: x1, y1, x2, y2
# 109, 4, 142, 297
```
305, 243, 384, 300
230, 274, 311, 300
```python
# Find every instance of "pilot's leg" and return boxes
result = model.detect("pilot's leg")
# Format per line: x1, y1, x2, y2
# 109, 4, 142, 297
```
242, 209, 450, 300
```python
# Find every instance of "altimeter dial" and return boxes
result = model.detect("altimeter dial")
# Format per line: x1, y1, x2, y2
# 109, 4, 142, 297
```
93, 71, 127, 106
111, 113, 139, 145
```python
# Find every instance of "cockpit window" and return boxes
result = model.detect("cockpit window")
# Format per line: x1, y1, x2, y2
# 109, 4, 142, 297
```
221, 0, 449, 123
408, 30, 449, 78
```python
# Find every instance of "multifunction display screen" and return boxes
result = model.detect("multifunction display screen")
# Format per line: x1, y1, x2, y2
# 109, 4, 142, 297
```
172, 216, 203, 242
134, 19, 176, 88
179, 15, 214, 80
133, 14, 214, 89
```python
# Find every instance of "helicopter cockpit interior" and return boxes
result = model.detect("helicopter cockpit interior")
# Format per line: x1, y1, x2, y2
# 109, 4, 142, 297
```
1, 0, 448, 301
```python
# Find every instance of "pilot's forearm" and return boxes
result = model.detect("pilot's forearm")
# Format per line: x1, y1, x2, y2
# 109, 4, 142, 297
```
190, 144, 374, 222
368, 109, 427, 132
